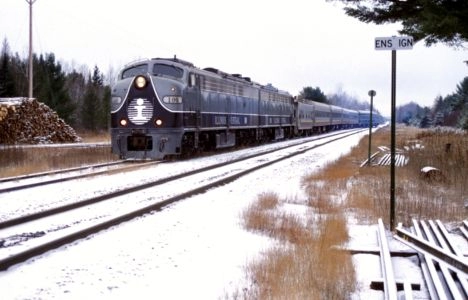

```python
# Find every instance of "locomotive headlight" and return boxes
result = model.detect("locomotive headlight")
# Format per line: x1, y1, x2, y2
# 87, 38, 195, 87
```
134, 75, 147, 89
120, 118, 128, 126
155, 119, 163, 126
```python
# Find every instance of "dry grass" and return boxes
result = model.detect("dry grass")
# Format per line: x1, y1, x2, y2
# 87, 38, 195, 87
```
77, 131, 111, 143
233, 125, 467, 299
238, 192, 355, 299
0, 131, 118, 178
347, 126, 468, 224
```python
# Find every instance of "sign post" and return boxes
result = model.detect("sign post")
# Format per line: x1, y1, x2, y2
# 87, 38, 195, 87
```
367, 90, 376, 167
375, 36, 413, 230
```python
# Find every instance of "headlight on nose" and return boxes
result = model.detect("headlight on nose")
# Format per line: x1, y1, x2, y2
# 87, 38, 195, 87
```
134, 75, 147, 89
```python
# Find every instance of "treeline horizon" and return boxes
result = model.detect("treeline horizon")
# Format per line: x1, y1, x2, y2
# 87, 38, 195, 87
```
1, 37, 466, 132
395, 77, 468, 129
0, 38, 111, 132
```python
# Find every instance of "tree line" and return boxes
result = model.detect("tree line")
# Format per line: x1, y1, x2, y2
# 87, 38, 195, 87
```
1, 34, 466, 133
298, 86, 374, 112
0, 38, 110, 132
299, 80, 468, 130
396, 77, 468, 129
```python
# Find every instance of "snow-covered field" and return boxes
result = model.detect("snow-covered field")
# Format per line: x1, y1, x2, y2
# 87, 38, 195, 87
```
0, 130, 427, 299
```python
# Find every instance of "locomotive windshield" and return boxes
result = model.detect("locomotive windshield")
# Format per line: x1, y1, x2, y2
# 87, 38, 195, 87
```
152, 64, 184, 79
121, 64, 148, 79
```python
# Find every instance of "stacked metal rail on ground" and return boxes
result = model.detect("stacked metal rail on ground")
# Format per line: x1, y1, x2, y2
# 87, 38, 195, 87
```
395, 220, 468, 300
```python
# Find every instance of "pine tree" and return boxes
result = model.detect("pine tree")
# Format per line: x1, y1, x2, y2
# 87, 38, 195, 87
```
35, 53, 76, 123
299, 86, 328, 103
81, 65, 108, 131
329, 0, 468, 47
0, 39, 16, 97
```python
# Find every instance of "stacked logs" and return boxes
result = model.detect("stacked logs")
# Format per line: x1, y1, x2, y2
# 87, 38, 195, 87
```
0, 98, 81, 144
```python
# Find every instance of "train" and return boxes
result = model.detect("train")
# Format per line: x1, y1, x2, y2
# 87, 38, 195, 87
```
110, 57, 384, 159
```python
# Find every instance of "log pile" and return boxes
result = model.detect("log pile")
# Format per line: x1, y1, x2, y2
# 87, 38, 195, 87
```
0, 98, 81, 144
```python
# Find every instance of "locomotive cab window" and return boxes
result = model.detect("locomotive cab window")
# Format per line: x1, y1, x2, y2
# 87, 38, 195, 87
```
152, 64, 184, 79
121, 64, 148, 79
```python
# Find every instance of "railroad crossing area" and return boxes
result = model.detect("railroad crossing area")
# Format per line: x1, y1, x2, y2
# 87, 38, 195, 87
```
347, 219, 468, 299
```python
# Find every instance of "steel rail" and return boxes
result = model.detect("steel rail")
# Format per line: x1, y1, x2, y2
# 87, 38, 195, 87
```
395, 224, 468, 275
410, 221, 443, 300
0, 161, 159, 194
424, 220, 464, 300
461, 221, 468, 240
0, 129, 365, 271
432, 220, 468, 298
0, 129, 365, 230
377, 218, 398, 300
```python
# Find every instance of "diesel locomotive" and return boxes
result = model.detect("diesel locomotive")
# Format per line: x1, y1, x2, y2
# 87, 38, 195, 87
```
110, 57, 383, 159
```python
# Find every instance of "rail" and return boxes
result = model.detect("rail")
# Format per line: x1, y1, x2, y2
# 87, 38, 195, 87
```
0, 130, 365, 270
360, 218, 467, 299
395, 220, 468, 299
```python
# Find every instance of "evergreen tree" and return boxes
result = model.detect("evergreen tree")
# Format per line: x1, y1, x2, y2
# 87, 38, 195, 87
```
10, 53, 28, 97
453, 77, 468, 129
35, 53, 76, 123
0, 38, 16, 97
81, 73, 100, 130
329, 0, 468, 47
100, 85, 111, 130
64, 70, 86, 128
419, 107, 433, 128
81, 65, 108, 131
299, 86, 328, 103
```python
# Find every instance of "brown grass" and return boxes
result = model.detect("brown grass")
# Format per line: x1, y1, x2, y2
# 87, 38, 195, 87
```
233, 125, 467, 299
238, 191, 355, 299
348, 126, 468, 224
0, 131, 118, 178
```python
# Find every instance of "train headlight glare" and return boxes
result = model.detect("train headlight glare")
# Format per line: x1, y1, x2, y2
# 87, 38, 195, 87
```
155, 119, 163, 126
134, 75, 147, 89
120, 119, 128, 126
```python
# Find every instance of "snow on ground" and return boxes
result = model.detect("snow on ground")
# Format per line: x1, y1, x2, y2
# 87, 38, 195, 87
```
0, 130, 419, 299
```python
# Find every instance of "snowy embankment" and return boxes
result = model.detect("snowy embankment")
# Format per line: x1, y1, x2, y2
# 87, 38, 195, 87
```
0, 130, 393, 299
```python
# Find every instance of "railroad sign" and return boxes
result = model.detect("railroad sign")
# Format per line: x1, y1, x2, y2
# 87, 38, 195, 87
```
375, 36, 413, 50
374, 35, 413, 230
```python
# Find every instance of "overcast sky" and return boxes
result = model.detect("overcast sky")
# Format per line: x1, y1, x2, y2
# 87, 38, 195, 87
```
1, 0, 467, 116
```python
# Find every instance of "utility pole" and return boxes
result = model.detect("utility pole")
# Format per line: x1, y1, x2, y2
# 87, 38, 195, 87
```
26, 0, 37, 99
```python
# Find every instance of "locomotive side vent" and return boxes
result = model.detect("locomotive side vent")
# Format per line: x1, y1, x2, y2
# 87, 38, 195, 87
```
128, 98, 153, 125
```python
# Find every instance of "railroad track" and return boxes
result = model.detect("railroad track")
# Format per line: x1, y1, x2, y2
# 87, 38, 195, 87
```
0, 129, 365, 271
369, 218, 468, 300
0, 160, 159, 193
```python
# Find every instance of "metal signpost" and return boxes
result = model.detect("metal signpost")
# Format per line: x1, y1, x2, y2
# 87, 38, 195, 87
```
367, 90, 376, 167
375, 36, 413, 230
